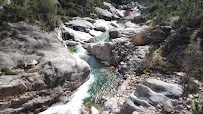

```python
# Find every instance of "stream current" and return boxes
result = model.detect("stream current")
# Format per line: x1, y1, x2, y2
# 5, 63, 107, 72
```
41, 31, 121, 114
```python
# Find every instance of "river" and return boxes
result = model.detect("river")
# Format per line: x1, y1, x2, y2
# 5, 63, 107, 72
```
41, 31, 121, 114
41, 7, 141, 114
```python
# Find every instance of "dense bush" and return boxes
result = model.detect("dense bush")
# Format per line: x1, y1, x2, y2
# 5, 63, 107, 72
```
193, 102, 203, 114
0, 0, 7, 6
140, 0, 202, 28
58, 0, 99, 17
2, 4, 30, 22
16, 59, 25, 69
1, 67, 18, 75
178, 0, 203, 28
0, 0, 58, 31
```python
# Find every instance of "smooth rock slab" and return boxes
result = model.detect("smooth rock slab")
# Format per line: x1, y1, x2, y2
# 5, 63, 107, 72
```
120, 99, 144, 114
143, 79, 183, 98
65, 19, 94, 32
135, 84, 169, 106
95, 7, 113, 21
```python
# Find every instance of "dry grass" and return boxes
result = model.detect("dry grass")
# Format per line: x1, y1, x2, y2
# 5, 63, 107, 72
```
133, 22, 155, 46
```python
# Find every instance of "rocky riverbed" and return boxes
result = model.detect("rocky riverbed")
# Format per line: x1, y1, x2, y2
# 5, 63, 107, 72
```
0, 1, 202, 114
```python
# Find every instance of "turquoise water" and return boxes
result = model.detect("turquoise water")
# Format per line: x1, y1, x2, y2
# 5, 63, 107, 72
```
67, 32, 122, 108
82, 55, 121, 104
96, 31, 110, 42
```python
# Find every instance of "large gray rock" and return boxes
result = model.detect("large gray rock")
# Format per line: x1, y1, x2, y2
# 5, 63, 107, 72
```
143, 79, 183, 98
61, 25, 93, 42
84, 42, 114, 64
94, 26, 107, 32
120, 99, 144, 114
109, 23, 147, 39
93, 19, 113, 31
65, 19, 94, 32
0, 22, 90, 113
119, 79, 183, 114
109, 29, 120, 39
118, 46, 150, 74
104, 2, 124, 18
95, 7, 113, 21
143, 25, 172, 45
135, 84, 169, 106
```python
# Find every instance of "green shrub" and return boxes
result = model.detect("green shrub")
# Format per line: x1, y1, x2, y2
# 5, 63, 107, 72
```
16, 59, 25, 69
3, 4, 29, 22
149, 4, 160, 13
1, 67, 18, 75
193, 102, 203, 114
41, 24, 49, 32
0, 30, 9, 38
67, 9, 79, 17
0, 0, 7, 7
184, 45, 197, 56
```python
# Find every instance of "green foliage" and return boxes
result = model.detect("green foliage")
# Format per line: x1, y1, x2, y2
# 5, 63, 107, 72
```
16, 59, 25, 69
155, 6, 167, 23
140, 0, 202, 28
193, 102, 203, 114
178, 0, 203, 28
0, 21, 11, 40
0, 0, 58, 31
0, 30, 9, 38
41, 24, 49, 32
1, 67, 18, 75
2, 4, 30, 22
0, 0, 7, 6
58, 0, 109, 17
184, 45, 197, 56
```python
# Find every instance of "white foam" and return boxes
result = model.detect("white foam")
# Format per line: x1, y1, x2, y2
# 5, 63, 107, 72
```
40, 74, 94, 114
72, 44, 88, 57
